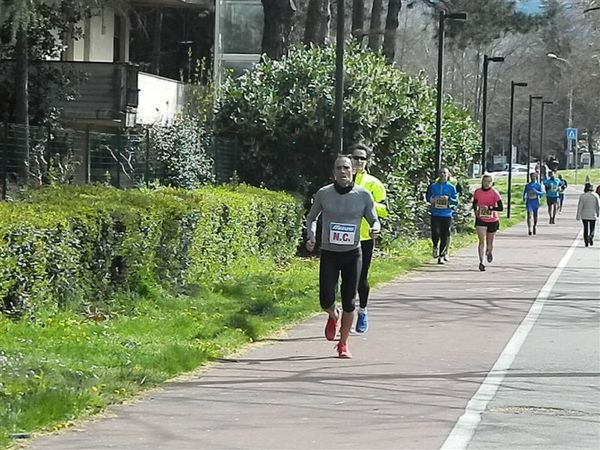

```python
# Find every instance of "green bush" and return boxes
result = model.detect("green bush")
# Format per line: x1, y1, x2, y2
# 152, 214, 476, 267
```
0, 185, 302, 317
215, 43, 481, 240
149, 116, 215, 188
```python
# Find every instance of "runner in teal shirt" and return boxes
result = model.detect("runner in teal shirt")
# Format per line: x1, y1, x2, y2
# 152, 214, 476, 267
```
544, 170, 561, 224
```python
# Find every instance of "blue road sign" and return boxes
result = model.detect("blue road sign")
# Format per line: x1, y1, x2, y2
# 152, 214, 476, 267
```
566, 128, 578, 141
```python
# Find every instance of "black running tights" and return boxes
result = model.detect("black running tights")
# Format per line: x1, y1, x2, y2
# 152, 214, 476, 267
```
319, 248, 362, 313
431, 216, 452, 255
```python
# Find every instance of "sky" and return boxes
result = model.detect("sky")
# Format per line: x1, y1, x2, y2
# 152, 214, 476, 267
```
515, 0, 544, 15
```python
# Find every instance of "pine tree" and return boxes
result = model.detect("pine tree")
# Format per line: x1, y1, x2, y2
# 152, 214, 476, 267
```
368, 0, 384, 51
352, 0, 365, 44
261, 0, 297, 59
383, 0, 402, 62
304, 0, 331, 45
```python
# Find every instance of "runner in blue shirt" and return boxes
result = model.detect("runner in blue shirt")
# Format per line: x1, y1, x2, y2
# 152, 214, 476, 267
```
523, 172, 545, 235
544, 170, 561, 224
426, 168, 458, 265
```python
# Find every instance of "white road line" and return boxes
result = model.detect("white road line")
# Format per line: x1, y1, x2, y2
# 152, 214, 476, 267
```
440, 231, 583, 450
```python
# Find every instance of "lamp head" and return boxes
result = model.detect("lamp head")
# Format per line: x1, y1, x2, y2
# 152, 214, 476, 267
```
489, 56, 505, 62
447, 12, 467, 20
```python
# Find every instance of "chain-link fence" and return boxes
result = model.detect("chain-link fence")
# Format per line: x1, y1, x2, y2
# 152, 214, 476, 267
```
0, 122, 239, 200
213, 136, 239, 184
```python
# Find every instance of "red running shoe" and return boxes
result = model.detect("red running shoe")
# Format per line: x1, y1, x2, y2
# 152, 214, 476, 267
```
324, 315, 338, 341
336, 342, 352, 359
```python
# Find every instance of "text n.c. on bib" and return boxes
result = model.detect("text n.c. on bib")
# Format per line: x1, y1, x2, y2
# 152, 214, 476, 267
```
329, 223, 357, 245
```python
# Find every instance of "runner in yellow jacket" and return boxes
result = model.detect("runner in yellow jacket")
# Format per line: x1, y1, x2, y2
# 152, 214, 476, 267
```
350, 143, 388, 333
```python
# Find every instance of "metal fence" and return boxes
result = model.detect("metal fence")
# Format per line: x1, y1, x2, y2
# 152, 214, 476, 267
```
0, 122, 239, 199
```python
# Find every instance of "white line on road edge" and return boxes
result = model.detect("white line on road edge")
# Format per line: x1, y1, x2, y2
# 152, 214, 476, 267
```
440, 231, 583, 450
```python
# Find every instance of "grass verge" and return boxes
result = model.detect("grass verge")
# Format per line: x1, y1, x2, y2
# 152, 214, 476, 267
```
556, 168, 600, 186
0, 214, 526, 448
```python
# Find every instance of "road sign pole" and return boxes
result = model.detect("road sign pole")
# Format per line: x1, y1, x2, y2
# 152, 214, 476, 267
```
566, 128, 578, 184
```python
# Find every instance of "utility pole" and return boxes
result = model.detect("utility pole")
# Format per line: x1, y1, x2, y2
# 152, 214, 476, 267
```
481, 55, 505, 173
333, 0, 345, 155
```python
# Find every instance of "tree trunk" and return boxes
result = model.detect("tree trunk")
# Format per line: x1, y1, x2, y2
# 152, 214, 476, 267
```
261, 0, 296, 59
304, 0, 330, 46
352, 0, 365, 44
151, 8, 162, 75
368, 0, 384, 52
15, 24, 29, 182
383, 0, 401, 63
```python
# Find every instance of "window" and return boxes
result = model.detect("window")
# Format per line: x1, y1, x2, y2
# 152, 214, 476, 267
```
113, 13, 122, 62
214, 0, 263, 85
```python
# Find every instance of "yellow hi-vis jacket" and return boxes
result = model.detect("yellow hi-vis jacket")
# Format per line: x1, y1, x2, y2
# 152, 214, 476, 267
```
355, 171, 388, 241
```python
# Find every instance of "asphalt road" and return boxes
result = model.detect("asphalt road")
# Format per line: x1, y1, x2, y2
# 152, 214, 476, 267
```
26, 188, 599, 450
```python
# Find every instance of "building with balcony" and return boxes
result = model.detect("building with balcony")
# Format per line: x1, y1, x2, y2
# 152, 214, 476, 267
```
49, 0, 213, 131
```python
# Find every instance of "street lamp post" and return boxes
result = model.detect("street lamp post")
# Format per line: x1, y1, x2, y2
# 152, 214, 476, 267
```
481, 55, 505, 173
527, 95, 543, 174
540, 100, 554, 179
333, 0, 345, 154
507, 81, 528, 218
434, 10, 467, 173
547, 53, 575, 181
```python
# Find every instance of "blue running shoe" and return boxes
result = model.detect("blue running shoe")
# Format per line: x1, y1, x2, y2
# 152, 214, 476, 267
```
356, 311, 368, 333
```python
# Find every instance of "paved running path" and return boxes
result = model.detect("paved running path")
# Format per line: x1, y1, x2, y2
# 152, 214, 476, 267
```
27, 187, 599, 450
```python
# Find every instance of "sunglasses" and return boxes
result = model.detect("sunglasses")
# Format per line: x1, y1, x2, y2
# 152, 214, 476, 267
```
351, 155, 367, 161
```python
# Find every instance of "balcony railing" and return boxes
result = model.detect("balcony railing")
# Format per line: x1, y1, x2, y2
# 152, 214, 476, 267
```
44, 61, 139, 127
0, 60, 190, 128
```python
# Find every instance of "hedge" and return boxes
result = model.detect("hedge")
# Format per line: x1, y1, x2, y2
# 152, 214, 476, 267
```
0, 185, 303, 318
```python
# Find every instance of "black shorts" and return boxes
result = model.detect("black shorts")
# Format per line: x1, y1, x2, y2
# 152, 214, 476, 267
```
475, 218, 500, 233
547, 197, 559, 205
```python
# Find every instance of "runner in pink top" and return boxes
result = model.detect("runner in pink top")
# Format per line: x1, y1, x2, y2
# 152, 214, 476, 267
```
472, 174, 504, 271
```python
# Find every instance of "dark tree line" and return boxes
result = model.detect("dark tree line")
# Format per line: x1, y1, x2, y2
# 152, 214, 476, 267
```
261, 0, 408, 62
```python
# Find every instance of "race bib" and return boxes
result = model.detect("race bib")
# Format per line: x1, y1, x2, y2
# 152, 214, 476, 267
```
434, 197, 448, 209
478, 206, 493, 218
549, 184, 557, 192
527, 190, 538, 199
329, 223, 357, 245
